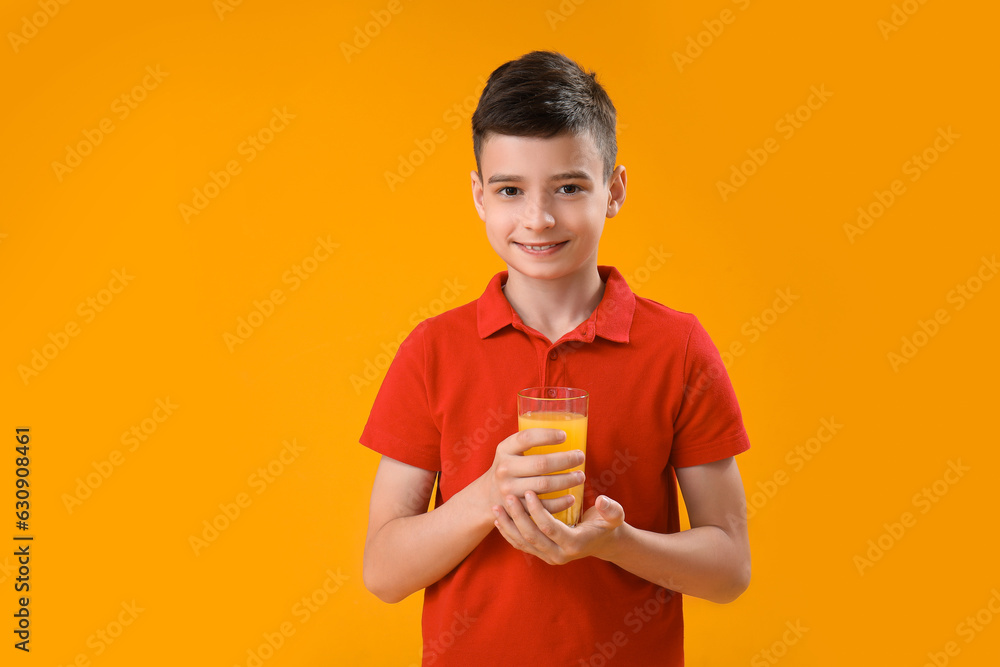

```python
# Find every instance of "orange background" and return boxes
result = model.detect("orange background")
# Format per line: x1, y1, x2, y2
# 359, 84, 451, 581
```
3, 0, 999, 665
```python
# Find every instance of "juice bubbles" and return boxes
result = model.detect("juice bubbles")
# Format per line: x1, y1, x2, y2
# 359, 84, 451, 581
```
518, 411, 588, 526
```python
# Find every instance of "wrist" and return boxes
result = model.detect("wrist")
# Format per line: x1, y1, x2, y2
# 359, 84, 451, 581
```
462, 473, 499, 530
595, 520, 633, 564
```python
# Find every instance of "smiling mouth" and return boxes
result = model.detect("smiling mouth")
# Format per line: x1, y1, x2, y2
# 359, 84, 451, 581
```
516, 241, 567, 252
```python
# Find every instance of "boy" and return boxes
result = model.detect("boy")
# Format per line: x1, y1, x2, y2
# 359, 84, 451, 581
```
361, 50, 751, 666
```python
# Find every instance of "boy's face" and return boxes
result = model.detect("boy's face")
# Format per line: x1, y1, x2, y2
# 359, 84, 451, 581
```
471, 131, 625, 284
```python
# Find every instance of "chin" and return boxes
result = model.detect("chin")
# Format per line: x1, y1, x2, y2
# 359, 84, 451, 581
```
509, 263, 575, 281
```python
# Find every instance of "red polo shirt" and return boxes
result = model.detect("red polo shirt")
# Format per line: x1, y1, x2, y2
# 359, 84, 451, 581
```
361, 265, 750, 666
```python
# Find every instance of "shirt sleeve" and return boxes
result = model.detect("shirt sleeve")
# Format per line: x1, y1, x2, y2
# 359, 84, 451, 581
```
359, 321, 442, 471
668, 316, 751, 468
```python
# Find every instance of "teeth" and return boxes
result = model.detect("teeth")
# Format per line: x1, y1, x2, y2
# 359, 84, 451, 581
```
525, 243, 559, 251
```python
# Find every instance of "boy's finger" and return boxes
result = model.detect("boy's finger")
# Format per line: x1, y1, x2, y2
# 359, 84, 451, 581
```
522, 449, 585, 475
539, 494, 575, 515
527, 470, 585, 496
524, 491, 565, 539
493, 504, 522, 545
508, 427, 567, 454
504, 494, 556, 549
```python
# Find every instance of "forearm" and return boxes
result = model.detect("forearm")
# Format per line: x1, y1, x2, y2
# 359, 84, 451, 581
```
363, 478, 493, 603
600, 523, 751, 604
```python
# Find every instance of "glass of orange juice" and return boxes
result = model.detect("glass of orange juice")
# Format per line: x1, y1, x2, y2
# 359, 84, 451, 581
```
516, 387, 589, 526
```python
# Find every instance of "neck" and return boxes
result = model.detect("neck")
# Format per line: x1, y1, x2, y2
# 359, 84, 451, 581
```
502, 264, 605, 344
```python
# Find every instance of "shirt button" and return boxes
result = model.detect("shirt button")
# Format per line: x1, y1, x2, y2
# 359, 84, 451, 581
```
548, 350, 558, 360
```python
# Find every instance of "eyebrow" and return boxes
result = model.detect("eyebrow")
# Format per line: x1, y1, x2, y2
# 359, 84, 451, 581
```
486, 170, 593, 185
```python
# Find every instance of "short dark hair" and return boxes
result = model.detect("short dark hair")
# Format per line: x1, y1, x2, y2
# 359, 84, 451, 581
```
472, 50, 617, 185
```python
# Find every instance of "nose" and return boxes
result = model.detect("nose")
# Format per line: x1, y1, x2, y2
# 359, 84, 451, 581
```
521, 192, 556, 231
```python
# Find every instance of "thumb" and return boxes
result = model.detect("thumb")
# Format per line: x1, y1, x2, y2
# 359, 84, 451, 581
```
597, 495, 624, 522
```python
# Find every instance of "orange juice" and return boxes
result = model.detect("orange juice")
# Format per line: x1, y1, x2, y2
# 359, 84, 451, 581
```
518, 411, 588, 526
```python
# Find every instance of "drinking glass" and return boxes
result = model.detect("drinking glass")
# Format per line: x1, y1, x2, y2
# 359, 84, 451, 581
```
516, 387, 589, 526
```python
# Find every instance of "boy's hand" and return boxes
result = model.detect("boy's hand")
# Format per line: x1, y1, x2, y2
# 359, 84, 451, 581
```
479, 429, 585, 520
492, 491, 626, 565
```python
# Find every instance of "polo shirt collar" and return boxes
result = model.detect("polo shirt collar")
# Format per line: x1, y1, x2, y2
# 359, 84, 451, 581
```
476, 265, 636, 343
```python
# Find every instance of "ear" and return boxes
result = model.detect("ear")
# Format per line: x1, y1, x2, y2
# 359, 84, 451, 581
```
606, 165, 627, 219
470, 170, 487, 222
